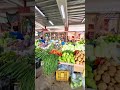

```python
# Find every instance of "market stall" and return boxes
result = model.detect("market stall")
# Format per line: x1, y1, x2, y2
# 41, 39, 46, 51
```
85, 12, 120, 90
0, 0, 34, 90
35, 0, 85, 89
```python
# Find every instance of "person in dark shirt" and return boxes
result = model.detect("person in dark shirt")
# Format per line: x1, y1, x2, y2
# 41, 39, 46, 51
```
10, 26, 24, 40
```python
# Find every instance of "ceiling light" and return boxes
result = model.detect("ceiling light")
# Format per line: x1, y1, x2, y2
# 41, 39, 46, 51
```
60, 5, 65, 19
35, 6, 45, 17
49, 20, 54, 25
82, 18, 85, 23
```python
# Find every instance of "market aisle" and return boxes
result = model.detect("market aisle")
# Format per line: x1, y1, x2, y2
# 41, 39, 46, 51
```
35, 67, 71, 90
36, 67, 83, 90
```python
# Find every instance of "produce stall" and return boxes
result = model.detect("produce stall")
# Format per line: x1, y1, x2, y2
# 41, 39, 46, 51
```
85, 13, 120, 90
0, 0, 35, 90
85, 35, 120, 90
35, 32, 85, 90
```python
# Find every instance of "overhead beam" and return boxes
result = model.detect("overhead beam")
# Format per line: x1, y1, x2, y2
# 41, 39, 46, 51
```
68, 9, 85, 13
56, 0, 68, 27
68, 5, 85, 9
37, 0, 54, 5
27, 1, 35, 7
7, 0, 24, 7
40, 4, 57, 9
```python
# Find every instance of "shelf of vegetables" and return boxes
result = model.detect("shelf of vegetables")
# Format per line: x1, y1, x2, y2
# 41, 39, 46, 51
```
35, 39, 85, 90
0, 31, 35, 90
85, 34, 120, 90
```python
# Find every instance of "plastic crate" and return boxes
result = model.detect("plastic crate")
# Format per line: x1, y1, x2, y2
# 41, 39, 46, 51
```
56, 70, 69, 81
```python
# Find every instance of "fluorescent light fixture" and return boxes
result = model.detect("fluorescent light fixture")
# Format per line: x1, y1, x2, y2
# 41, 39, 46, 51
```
49, 20, 54, 25
60, 5, 65, 19
82, 18, 85, 23
35, 6, 45, 17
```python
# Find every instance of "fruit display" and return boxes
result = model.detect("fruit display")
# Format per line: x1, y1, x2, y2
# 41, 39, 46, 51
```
59, 50, 75, 64
74, 50, 85, 65
86, 64, 97, 89
70, 73, 83, 89
93, 58, 120, 90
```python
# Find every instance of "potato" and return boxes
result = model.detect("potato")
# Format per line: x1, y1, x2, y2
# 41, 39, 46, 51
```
75, 61, 79, 64
94, 74, 101, 81
110, 61, 117, 66
114, 75, 120, 83
116, 70, 120, 75
114, 84, 120, 90
98, 82, 107, 90
97, 69, 104, 75
93, 70, 97, 76
78, 57, 81, 61
108, 66, 116, 77
101, 65, 108, 71
102, 72, 110, 83
104, 60, 111, 66
117, 65, 120, 70
109, 66, 117, 73
83, 56, 85, 61
75, 57, 78, 61
107, 85, 114, 90
80, 54, 84, 58
98, 70, 104, 75
111, 78, 116, 84
109, 82, 114, 86
108, 70, 115, 77
98, 65, 102, 70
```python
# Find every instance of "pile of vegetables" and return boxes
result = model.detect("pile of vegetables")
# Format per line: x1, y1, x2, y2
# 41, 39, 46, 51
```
86, 63, 97, 89
0, 51, 35, 90
49, 49, 62, 56
104, 35, 120, 43
59, 50, 75, 64
74, 50, 85, 65
70, 73, 83, 89
78, 39, 85, 44
43, 54, 58, 75
35, 47, 59, 75
62, 44, 75, 51
93, 58, 120, 90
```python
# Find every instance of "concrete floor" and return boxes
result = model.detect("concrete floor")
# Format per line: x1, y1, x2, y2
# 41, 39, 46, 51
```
35, 67, 83, 90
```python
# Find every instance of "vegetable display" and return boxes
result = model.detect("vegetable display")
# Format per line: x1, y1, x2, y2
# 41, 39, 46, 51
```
93, 58, 120, 90
74, 50, 85, 65
0, 51, 35, 90
70, 73, 83, 89
49, 49, 62, 56
86, 64, 97, 89
59, 50, 75, 64
43, 54, 58, 75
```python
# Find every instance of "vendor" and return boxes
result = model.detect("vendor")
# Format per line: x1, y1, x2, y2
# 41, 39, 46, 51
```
10, 26, 24, 40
